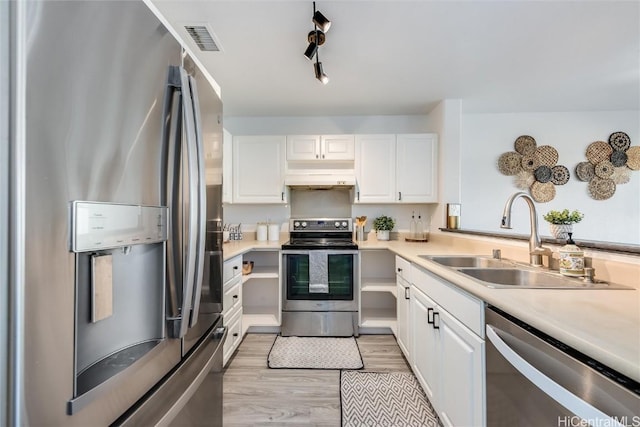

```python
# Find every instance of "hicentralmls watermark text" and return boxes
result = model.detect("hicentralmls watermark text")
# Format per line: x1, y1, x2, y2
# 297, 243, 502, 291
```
557, 416, 640, 427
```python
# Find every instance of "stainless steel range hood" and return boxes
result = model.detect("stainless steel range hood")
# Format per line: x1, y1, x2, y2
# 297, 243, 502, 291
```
284, 173, 356, 190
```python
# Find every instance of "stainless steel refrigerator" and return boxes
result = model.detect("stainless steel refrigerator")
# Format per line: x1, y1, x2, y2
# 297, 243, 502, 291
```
5, 1, 225, 426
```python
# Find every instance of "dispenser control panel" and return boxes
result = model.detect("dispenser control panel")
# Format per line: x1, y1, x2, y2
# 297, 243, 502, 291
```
70, 201, 167, 252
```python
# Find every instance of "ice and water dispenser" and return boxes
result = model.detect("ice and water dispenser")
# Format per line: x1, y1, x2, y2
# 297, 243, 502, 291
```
69, 201, 170, 400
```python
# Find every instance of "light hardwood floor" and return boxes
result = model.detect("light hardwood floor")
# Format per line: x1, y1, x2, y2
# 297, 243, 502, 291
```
223, 334, 411, 426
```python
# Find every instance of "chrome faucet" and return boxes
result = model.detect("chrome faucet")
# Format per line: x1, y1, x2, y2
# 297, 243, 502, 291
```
501, 192, 551, 267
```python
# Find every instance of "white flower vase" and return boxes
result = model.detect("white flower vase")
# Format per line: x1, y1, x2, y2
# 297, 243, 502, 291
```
549, 224, 573, 240
376, 230, 390, 241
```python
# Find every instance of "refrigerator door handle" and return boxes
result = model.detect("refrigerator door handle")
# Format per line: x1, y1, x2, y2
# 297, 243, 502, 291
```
176, 67, 200, 338
186, 74, 207, 328
165, 85, 182, 326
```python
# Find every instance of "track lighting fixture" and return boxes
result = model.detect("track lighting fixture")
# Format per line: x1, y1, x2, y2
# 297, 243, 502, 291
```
312, 10, 331, 32
304, 2, 331, 83
314, 55, 329, 85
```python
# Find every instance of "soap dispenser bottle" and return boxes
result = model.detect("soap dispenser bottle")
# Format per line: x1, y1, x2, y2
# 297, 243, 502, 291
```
410, 211, 417, 239
559, 233, 585, 277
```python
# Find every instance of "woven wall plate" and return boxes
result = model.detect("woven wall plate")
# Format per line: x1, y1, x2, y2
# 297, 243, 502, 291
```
530, 181, 555, 203
611, 166, 631, 185
609, 132, 631, 152
514, 135, 537, 155
533, 165, 552, 183
610, 150, 628, 167
498, 151, 523, 175
588, 177, 616, 200
626, 146, 640, 170
575, 162, 595, 181
535, 145, 559, 167
521, 154, 540, 171
513, 170, 535, 190
551, 165, 570, 185
586, 141, 613, 165
594, 160, 614, 179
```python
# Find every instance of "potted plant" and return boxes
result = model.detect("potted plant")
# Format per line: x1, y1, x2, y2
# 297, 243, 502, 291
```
372, 215, 395, 241
543, 209, 584, 239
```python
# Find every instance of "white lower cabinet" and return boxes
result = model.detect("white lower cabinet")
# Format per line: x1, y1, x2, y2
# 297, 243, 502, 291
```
223, 255, 243, 366
395, 256, 412, 363
411, 263, 486, 427
223, 308, 242, 366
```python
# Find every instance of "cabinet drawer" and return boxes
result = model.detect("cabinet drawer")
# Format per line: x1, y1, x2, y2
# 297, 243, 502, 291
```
223, 308, 242, 367
412, 265, 484, 338
223, 276, 242, 318
223, 255, 242, 284
395, 256, 412, 281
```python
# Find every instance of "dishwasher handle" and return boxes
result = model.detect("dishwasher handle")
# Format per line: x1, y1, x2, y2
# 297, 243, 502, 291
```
486, 325, 625, 427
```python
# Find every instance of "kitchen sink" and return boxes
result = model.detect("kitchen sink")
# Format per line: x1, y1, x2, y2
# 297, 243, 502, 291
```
420, 255, 514, 268
457, 268, 621, 289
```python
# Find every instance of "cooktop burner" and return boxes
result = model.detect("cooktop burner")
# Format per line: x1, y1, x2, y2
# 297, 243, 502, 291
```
282, 217, 358, 250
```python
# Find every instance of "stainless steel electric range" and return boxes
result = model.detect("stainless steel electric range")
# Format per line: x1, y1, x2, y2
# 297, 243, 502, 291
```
281, 218, 359, 337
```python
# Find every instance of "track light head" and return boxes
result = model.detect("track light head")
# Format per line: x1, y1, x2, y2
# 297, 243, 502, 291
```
314, 61, 329, 84
313, 10, 331, 32
304, 30, 325, 60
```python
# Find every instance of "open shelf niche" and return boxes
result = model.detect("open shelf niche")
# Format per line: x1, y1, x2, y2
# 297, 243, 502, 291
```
359, 249, 397, 332
241, 249, 280, 335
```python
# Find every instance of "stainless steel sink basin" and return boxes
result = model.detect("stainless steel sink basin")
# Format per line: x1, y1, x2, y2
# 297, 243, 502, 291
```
420, 255, 514, 268
457, 268, 619, 289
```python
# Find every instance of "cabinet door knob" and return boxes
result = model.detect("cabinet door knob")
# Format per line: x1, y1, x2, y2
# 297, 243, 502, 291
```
233, 295, 238, 299
316, 154, 319, 159
397, 267, 402, 272
233, 266, 239, 270
233, 333, 239, 337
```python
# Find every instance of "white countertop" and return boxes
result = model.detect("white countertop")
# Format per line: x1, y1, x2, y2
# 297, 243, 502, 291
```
222, 234, 640, 383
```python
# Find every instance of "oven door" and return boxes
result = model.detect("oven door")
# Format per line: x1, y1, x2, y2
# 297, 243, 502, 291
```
282, 250, 358, 311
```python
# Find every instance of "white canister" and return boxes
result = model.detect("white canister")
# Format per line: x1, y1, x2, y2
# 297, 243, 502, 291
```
268, 223, 280, 241
256, 223, 268, 241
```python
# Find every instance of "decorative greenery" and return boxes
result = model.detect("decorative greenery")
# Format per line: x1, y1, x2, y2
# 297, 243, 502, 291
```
543, 209, 584, 225
372, 215, 395, 231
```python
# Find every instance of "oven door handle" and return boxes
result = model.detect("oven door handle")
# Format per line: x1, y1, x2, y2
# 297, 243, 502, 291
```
281, 250, 359, 255
486, 325, 624, 426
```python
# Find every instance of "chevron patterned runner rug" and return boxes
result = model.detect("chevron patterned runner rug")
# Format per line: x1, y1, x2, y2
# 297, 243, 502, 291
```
341, 371, 440, 427
267, 336, 364, 370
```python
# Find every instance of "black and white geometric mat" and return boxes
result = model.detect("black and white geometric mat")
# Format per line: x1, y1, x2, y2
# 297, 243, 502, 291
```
267, 336, 364, 370
341, 371, 440, 427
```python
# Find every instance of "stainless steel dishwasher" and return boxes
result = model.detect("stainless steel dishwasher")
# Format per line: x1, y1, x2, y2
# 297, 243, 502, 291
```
485, 306, 639, 427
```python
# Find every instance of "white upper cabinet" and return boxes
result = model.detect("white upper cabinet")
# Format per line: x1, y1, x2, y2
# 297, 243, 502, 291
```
233, 135, 286, 204
355, 133, 438, 203
355, 134, 396, 203
286, 135, 355, 161
222, 128, 233, 204
396, 134, 438, 203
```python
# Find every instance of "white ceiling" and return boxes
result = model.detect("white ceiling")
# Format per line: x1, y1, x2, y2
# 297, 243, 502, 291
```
151, 0, 640, 117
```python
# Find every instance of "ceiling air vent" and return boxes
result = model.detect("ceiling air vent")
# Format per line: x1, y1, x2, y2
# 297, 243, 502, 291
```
184, 25, 221, 52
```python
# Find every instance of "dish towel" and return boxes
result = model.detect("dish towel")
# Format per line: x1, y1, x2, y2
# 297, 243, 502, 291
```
308, 251, 329, 293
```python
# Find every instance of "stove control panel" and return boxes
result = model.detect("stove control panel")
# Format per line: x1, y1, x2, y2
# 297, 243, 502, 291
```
290, 218, 352, 232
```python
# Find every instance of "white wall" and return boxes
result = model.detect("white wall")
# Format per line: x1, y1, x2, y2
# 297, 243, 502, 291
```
224, 115, 432, 135
460, 111, 640, 244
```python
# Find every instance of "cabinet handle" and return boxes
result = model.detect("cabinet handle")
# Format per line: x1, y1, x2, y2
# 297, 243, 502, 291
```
232, 295, 238, 299
233, 333, 238, 337
404, 286, 410, 300
397, 267, 402, 272
316, 154, 319, 159
398, 191, 402, 201
357, 191, 360, 201
322, 154, 325, 159
233, 266, 239, 270
433, 312, 440, 329
427, 307, 434, 324
281, 191, 284, 201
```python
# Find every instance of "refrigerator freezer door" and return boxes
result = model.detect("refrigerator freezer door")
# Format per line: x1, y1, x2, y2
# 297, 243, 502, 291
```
113, 320, 227, 427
